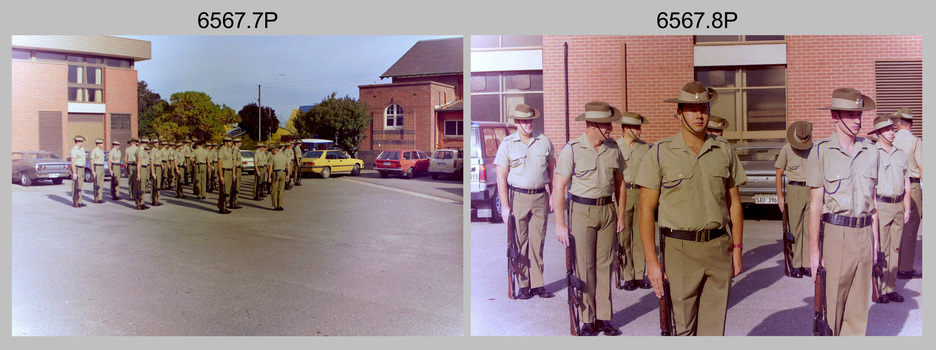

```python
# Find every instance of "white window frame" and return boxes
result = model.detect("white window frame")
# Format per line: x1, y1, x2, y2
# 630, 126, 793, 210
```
384, 104, 404, 129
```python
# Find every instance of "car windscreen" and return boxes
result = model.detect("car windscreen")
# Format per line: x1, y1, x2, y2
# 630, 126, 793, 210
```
377, 151, 400, 160
33, 152, 62, 160
735, 147, 781, 162
241, 151, 254, 157
303, 151, 324, 158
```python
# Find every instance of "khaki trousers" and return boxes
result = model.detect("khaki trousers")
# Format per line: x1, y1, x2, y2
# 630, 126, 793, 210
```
128, 164, 138, 201
110, 163, 121, 198
898, 183, 922, 271
196, 164, 207, 197
152, 166, 161, 203
72, 166, 85, 205
787, 184, 811, 269
511, 190, 549, 289
877, 201, 904, 294
138, 166, 151, 206
271, 170, 286, 207
618, 187, 644, 280
93, 164, 106, 201
664, 233, 732, 336
254, 166, 267, 198
823, 222, 872, 336
570, 201, 616, 322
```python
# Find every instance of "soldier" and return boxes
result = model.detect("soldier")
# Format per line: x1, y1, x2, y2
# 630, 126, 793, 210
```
706, 115, 728, 137
293, 140, 304, 186
269, 143, 290, 211
253, 142, 269, 201
806, 87, 879, 336
553, 101, 627, 336
108, 140, 122, 200
494, 104, 557, 300
284, 140, 295, 190
160, 141, 171, 190
135, 138, 152, 210
217, 136, 235, 214
150, 138, 163, 206
231, 137, 244, 209
182, 138, 194, 185
174, 142, 186, 199
69, 135, 88, 208
870, 114, 912, 304
125, 138, 139, 203
637, 82, 746, 336
614, 111, 652, 290
208, 142, 218, 193
776, 121, 814, 278
891, 108, 923, 279
194, 141, 210, 199
90, 138, 107, 204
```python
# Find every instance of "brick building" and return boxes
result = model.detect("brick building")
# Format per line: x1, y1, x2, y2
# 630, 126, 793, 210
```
473, 35, 922, 148
358, 37, 463, 167
12, 35, 152, 157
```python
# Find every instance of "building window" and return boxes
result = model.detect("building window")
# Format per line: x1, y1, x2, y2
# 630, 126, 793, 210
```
696, 65, 787, 140
444, 120, 463, 137
470, 71, 545, 132
471, 35, 542, 49
695, 35, 785, 44
68, 56, 106, 103
385, 104, 404, 129
12, 49, 30, 60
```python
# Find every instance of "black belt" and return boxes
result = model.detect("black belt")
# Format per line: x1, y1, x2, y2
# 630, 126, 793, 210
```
222, 168, 233, 171
140, 165, 148, 168
570, 194, 613, 206
822, 213, 872, 228
875, 194, 904, 203
273, 169, 285, 172
127, 162, 136, 165
661, 227, 727, 242
625, 183, 639, 189
788, 180, 807, 187
508, 185, 546, 194
196, 162, 207, 165
76, 166, 85, 169
93, 163, 105, 166
910, 177, 921, 184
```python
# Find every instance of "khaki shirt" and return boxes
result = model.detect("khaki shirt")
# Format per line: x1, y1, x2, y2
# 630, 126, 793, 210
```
893, 129, 921, 178
635, 133, 746, 231
218, 145, 235, 169
194, 147, 209, 163
618, 137, 651, 184
285, 148, 294, 166
125, 145, 138, 164
805, 131, 878, 217
774, 144, 811, 182
137, 147, 151, 167
555, 134, 626, 199
876, 143, 909, 197
493, 131, 556, 190
108, 148, 121, 166
182, 144, 193, 159
255, 150, 268, 167
150, 148, 161, 164
90, 146, 106, 165
233, 146, 243, 168
174, 148, 184, 163
71, 145, 86, 166
209, 148, 218, 163
271, 151, 289, 170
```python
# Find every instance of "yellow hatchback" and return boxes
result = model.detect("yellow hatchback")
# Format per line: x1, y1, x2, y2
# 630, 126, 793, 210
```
299, 150, 364, 178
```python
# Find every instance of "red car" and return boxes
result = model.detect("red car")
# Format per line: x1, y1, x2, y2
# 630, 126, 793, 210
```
374, 149, 430, 179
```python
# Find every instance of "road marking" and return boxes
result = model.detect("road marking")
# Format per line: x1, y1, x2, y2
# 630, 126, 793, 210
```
340, 178, 461, 205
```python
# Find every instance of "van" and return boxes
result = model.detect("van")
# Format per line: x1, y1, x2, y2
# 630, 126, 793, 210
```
470, 121, 516, 222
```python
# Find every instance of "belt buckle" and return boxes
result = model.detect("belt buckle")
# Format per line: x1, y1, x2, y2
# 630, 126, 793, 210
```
695, 230, 710, 242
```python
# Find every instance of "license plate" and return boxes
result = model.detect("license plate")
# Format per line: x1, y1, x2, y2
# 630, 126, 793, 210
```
384, 162, 391, 166
470, 172, 479, 181
49, 174, 59, 178
754, 194, 778, 204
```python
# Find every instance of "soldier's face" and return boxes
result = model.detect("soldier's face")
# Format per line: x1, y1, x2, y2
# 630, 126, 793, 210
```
624, 125, 642, 139
834, 110, 863, 135
587, 121, 613, 139
678, 103, 710, 134
877, 125, 896, 144
515, 119, 535, 136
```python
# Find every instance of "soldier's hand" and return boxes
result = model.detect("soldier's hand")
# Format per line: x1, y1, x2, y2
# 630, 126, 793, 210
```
616, 217, 626, 233
555, 225, 570, 247
647, 263, 666, 299
904, 210, 911, 223
732, 247, 743, 277
777, 196, 785, 212
810, 254, 821, 283
501, 204, 511, 224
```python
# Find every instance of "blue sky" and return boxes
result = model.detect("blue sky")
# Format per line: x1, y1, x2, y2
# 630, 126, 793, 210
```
120, 35, 460, 126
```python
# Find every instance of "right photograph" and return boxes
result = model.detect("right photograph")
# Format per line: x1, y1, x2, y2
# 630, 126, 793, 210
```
469, 35, 923, 336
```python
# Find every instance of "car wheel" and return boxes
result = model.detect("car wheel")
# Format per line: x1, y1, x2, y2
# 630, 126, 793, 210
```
405, 167, 414, 179
84, 168, 93, 183
457, 167, 464, 180
431, 173, 439, 180
489, 189, 504, 223
52, 178, 63, 185
321, 167, 331, 179
20, 172, 32, 187
379, 171, 388, 178
351, 164, 361, 176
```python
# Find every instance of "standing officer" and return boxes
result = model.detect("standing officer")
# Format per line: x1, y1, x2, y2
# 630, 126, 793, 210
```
870, 114, 911, 304
553, 101, 627, 336
108, 140, 122, 200
284, 140, 295, 190
614, 111, 652, 290
806, 87, 879, 336
231, 137, 244, 209
182, 138, 194, 185
269, 143, 290, 211
150, 138, 163, 206
891, 108, 923, 279
125, 138, 139, 203
208, 142, 218, 193
194, 141, 210, 199
292, 140, 304, 186
776, 121, 814, 278
160, 140, 171, 190
135, 138, 152, 210
637, 82, 746, 336
217, 136, 235, 214
494, 104, 557, 300
254, 142, 269, 200
69, 135, 88, 208
174, 142, 186, 199
90, 138, 107, 204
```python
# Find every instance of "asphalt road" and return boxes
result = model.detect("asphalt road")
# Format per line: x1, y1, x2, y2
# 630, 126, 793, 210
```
11, 170, 463, 336
469, 206, 923, 336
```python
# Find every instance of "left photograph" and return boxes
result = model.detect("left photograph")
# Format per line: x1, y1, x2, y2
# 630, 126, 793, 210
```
11, 35, 464, 336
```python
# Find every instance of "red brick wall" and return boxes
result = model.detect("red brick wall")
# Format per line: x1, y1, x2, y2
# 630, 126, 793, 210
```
12, 61, 69, 154
786, 35, 922, 140
104, 67, 140, 142
359, 81, 455, 153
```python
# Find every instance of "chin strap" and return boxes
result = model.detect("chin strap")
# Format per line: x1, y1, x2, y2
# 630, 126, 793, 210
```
837, 117, 860, 137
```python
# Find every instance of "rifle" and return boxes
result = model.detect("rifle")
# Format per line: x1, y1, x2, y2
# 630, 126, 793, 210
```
614, 241, 625, 289
658, 230, 676, 336
782, 204, 796, 277
506, 202, 520, 300
813, 224, 833, 336
566, 234, 582, 336
871, 250, 886, 303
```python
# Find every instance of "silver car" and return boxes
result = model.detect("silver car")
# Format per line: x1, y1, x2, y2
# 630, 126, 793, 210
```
240, 150, 255, 174
12, 151, 71, 186
469, 121, 516, 222
732, 142, 786, 206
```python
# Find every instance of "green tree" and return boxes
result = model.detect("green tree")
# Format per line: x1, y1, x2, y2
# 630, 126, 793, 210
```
152, 91, 240, 143
237, 102, 279, 142
138, 81, 165, 137
294, 92, 370, 157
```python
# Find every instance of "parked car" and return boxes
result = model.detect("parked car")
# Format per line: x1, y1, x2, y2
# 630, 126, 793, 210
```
240, 150, 255, 174
733, 142, 786, 206
469, 121, 517, 222
300, 150, 364, 178
12, 151, 71, 186
374, 149, 430, 179
78, 150, 128, 182
429, 148, 464, 180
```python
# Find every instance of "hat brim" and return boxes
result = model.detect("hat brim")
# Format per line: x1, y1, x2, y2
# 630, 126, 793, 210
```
817, 95, 876, 111
787, 122, 813, 150
511, 107, 541, 120
575, 105, 623, 123
663, 88, 719, 104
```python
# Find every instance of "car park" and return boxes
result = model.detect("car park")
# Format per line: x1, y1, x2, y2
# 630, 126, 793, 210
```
733, 141, 785, 206
469, 121, 517, 222
12, 151, 72, 186
300, 150, 364, 178
240, 150, 255, 174
374, 149, 430, 179
429, 149, 463, 180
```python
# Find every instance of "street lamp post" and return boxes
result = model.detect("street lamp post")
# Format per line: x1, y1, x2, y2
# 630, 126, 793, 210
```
259, 73, 285, 142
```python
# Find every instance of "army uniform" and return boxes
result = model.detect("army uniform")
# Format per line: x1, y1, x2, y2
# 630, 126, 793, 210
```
269, 144, 289, 211
775, 121, 813, 277
70, 136, 87, 207
493, 104, 556, 299
108, 141, 122, 200
217, 137, 235, 214
254, 144, 269, 200
637, 82, 746, 336
231, 139, 244, 209
892, 108, 923, 279
150, 139, 163, 206
871, 115, 911, 303
90, 139, 107, 203
806, 88, 879, 336
173, 143, 185, 198
292, 141, 303, 186
135, 139, 152, 210
614, 112, 652, 290
284, 144, 294, 190
125, 139, 139, 203
194, 143, 210, 199
208, 143, 218, 193
182, 139, 194, 185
